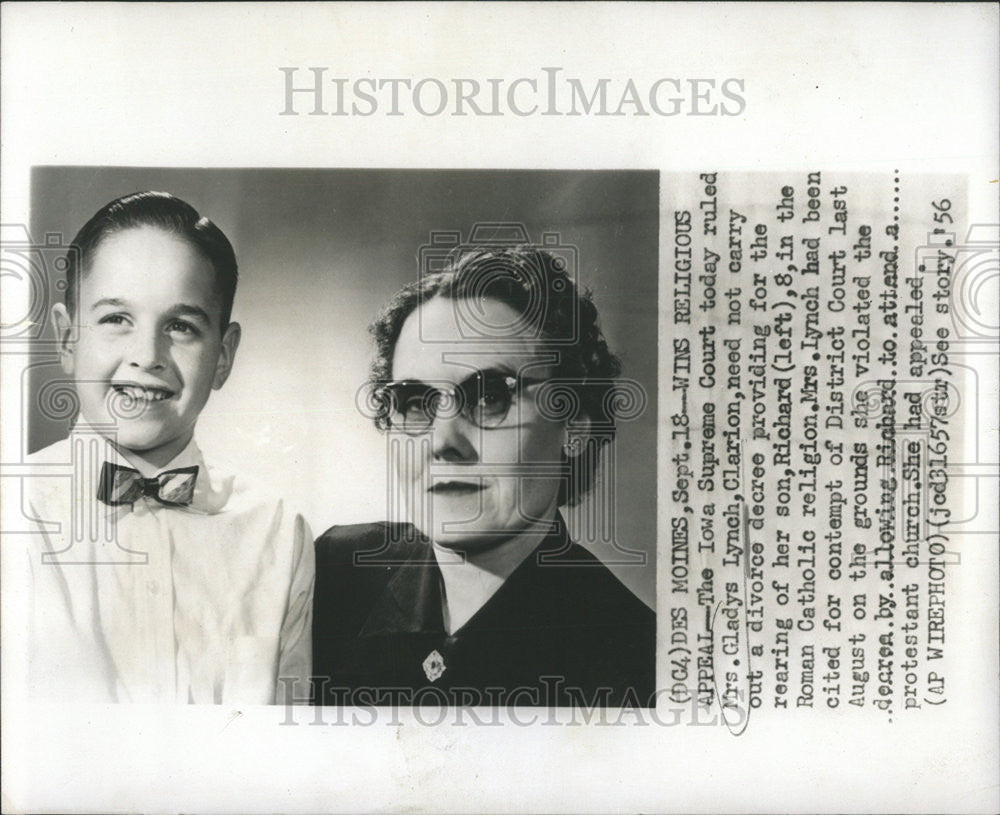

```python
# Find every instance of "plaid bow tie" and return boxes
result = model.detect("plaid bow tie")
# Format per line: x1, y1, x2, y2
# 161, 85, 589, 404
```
97, 462, 199, 507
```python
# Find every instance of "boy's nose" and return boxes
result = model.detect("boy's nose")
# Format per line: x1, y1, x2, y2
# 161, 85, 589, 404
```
430, 413, 478, 463
127, 331, 167, 371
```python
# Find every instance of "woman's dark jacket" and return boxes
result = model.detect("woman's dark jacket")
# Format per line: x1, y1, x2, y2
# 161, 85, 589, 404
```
312, 517, 655, 708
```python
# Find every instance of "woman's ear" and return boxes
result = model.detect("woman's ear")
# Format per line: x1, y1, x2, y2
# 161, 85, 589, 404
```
563, 415, 594, 458
51, 303, 75, 375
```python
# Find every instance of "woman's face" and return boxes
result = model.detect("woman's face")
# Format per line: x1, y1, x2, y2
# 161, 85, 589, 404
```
389, 295, 566, 551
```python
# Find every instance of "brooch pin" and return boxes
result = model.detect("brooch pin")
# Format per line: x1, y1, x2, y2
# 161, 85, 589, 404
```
422, 649, 446, 682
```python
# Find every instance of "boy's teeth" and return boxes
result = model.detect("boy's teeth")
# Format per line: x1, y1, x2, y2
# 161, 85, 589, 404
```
116, 385, 170, 401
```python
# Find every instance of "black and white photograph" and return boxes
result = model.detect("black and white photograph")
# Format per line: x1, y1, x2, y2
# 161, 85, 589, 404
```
18, 168, 658, 708
1, 3, 997, 814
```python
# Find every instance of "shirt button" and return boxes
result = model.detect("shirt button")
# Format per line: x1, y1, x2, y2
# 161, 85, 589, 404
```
147, 580, 159, 595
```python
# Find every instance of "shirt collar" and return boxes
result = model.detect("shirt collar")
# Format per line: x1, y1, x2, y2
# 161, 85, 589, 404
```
358, 514, 571, 638
433, 529, 543, 635
68, 424, 225, 514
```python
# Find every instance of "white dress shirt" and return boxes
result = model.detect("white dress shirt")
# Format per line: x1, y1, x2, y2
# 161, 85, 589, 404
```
21, 428, 314, 705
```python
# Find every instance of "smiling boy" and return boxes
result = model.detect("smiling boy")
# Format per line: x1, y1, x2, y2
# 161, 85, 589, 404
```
23, 191, 314, 704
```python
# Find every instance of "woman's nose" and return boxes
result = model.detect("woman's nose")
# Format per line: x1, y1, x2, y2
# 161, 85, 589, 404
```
430, 413, 478, 462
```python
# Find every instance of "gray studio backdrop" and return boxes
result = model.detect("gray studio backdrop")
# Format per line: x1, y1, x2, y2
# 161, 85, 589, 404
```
27, 168, 658, 606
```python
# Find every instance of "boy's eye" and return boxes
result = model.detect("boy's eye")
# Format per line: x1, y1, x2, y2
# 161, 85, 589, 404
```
166, 319, 200, 337
97, 313, 130, 328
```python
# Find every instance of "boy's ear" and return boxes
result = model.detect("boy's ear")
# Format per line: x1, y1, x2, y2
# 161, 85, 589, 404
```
212, 321, 242, 390
51, 303, 75, 375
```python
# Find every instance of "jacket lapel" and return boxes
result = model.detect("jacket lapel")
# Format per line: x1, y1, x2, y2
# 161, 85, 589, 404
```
358, 542, 445, 637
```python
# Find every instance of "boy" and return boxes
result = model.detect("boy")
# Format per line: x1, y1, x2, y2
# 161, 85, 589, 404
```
22, 191, 313, 704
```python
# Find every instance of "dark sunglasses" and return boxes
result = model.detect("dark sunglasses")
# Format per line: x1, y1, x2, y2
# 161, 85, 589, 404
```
378, 368, 546, 435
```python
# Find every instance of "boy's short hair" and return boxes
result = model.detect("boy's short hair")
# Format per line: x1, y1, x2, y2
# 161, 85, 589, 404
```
64, 191, 239, 329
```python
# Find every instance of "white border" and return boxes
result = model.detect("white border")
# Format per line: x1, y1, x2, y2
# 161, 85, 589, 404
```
2, 3, 998, 813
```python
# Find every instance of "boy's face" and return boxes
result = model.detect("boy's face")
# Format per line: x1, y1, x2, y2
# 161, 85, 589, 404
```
52, 226, 240, 469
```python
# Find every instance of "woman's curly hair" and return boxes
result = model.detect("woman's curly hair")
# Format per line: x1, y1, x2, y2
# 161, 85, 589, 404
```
369, 245, 622, 507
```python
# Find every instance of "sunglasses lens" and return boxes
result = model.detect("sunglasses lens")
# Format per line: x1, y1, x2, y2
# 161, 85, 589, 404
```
381, 371, 519, 432
386, 384, 436, 434
469, 371, 513, 427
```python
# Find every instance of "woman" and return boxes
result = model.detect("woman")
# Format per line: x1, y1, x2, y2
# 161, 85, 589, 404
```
313, 244, 655, 708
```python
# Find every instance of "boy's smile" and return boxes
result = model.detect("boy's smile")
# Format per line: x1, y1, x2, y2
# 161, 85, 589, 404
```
53, 226, 240, 471
112, 384, 175, 401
